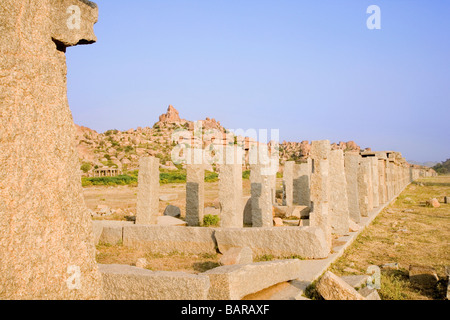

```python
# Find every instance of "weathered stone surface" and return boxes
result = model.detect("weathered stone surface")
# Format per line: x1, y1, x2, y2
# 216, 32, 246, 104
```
348, 220, 361, 232
163, 204, 181, 218
293, 159, 312, 207
273, 205, 288, 217
358, 158, 373, 217
157, 216, 187, 226
426, 198, 440, 208
135, 258, 148, 269
409, 265, 439, 288
344, 152, 361, 223
317, 272, 365, 300
358, 287, 381, 300
329, 150, 350, 235
205, 260, 303, 300
378, 158, 388, 204
250, 164, 274, 228
215, 227, 329, 259
123, 225, 217, 255
0, 0, 101, 299
273, 218, 284, 227
341, 275, 369, 289
219, 247, 253, 266
99, 264, 210, 300
309, 140, 332, 251
219, 147, 243, 228
369, 157, 380, 208
186, 160, 205, 226
136, 157, 160, 225
99, 226, 123, 245
92, 220, 134, 245
285, 206, 310, 219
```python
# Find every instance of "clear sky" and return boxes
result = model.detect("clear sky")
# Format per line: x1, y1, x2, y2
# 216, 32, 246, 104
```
66, 0, 450, 163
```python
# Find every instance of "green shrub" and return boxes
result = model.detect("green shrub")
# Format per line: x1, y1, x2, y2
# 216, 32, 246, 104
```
80, 162, 92, 173
203, 214, 220, 227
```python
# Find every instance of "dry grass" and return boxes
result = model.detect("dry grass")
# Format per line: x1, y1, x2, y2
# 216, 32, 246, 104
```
324, 175, 450, 300
96, 243, 221, 274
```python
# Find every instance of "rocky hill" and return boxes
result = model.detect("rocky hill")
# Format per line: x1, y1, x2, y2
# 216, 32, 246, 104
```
75, 105, 362, 175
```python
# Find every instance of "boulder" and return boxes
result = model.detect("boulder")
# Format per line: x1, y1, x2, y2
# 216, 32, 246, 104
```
316, 271, 365, 300
273, 218, 284, 227
163, 205, 181, 218
425, 198, 440, 208
341, 275, 369, 289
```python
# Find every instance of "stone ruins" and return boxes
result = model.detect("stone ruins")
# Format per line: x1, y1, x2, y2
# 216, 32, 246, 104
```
0, 1, 439, 300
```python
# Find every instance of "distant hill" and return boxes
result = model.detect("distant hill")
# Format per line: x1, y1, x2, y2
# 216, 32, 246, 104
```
432, 159, 450, 175
408, 160, 439, 168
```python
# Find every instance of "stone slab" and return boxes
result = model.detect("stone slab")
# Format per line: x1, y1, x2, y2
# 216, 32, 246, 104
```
204, 259, 303, 300
215, 227, 329, 259
99, 264, 210, 300
123, 225, 217, 255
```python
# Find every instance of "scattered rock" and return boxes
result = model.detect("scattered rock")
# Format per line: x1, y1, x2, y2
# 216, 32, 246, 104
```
285, 206, 310, 219
348, 220, 361, 232
444, 196, 450, 204
219, 247, 253, 266
273, 218, 284, 227
425, 198, 440, 208
316, 271, 365, 300
163, 205, 181, 218
381, 263, 399, 270
273, 205, 288, 217
409, 265, 439, 289
358, 287, 381, 300
341, 275, 370, 289
135, 258, 148, 269
159, 194, 178, 202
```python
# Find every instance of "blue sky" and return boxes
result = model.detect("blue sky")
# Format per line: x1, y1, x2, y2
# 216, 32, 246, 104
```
67, 0, 450, 163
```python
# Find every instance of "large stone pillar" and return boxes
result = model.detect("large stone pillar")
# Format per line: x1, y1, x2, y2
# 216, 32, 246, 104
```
219, 146, 243, 228
250, 164, 274, 228
329, 150, 350, 235
309, 140, 332, 250
136, 157, 160, 225
293, 159, 312, 207
344, 152, 361, 223
0, 0, 101, 299
358, 158, 373, 217
282, 161, 295, 207
186, 148, 205, 226
370, 157, 380, 208
378, 157, 387, 204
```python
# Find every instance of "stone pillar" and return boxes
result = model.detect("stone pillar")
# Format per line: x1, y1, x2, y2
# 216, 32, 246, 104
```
186, 149, 205, 226
219, 146, 243, 228
0, 0, 101, 299
250, 164, 274, 228
136, 157, 160, 225
293, 159, 312, 207
344, 152, 361, 223
358, 158, 373, 217
370, 157, 380, 208
329, 150, 350, 235
282, 161, 295, 207
378, 158, 387, 204
309, 140, 332, 250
